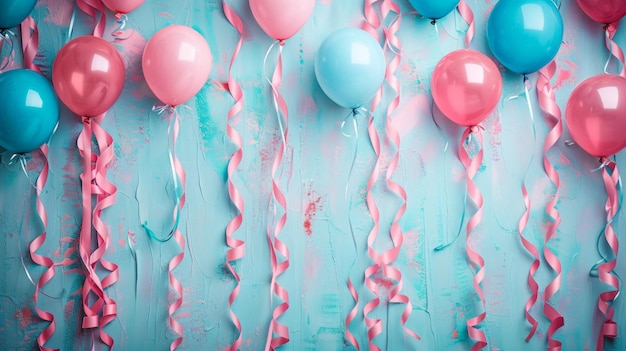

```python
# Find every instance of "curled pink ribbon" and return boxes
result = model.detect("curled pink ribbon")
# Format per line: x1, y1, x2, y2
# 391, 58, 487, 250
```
29, 144, 59, 351
595, 158, 620, 351
604, 23, 625, 77
223, 2, 245, 350
76, 0, 106, 38
457, 0, 474, 48
380, 0, 420, 342
537, 60, 564, 350
20, 16, 41, 73
459, 126, 487, 351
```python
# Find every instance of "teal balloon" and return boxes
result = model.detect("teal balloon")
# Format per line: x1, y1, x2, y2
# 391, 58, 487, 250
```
315, 28, 386, 109
487, 0, 563, 74
408, 0, 460, 20
0, 0, 38, 29
0, 69, 59, 153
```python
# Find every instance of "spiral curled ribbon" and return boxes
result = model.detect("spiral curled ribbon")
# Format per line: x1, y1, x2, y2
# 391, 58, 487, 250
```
223, 2, 245, 350
76, 0, 106, 38
76, 115, 118, 349
261, 37, 291, 351
459, 126, 487, 351
380, 0, 420, 342
604, 23, 625, 77
111, 14, 130, 41
457, 0, 474, 48
20, 16, 41, 73
537, 60, 564, 350
28, 145, 59, 351
595, 158, 621, 351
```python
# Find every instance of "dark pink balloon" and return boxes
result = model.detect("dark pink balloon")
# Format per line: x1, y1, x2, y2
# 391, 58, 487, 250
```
142, 25, 212, 107
566, 74, 626, 157
431, 49, 502, 127
576, 0, 626, 24
52, 36, 125, 117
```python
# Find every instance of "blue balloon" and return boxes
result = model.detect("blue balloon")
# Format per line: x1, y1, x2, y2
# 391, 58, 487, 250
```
408, 0, 460, 20
315, 28, 386, 109
0, 0, 38, 30
486, 0, 563, 74
0, 69, 59, 153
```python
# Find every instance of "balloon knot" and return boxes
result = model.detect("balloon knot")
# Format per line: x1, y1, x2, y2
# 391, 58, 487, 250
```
82, 116, 91, 124
279, 40, 285, 46
430, 19, 437, 25
469, 125, 483, 133
115, 13, 123, 20
605, 23, 617, 33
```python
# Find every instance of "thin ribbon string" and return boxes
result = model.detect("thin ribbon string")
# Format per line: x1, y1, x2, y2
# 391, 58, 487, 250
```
111, 14, 131, 41
537, 60, 564, 351
223, 2, 245, 350
28, 144, 58, 351
76, 0, 106, 38
459, 126, 488, 351
604, 23, 625, 77
594, 158, 621, 351
0, 29, 16, 71
142, 106, 184, 243
20, 16, 42, 73
76, 116, 107, 345
90, 116, 118, 349
343, 109, 361, 351
457, 0, 474, 48
380, 0, 420, 342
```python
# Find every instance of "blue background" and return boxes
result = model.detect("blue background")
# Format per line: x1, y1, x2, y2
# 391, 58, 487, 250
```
1, 0, 625, 350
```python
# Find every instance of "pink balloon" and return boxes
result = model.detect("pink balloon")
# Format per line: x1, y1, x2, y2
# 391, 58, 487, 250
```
142, 25, 212, 107
250, 0, 315, 41
565, 74, 626, 157
102, 0, 144, 14
576, 0, 626, 24
52, 36, 125, 117
431, 49, 502, 127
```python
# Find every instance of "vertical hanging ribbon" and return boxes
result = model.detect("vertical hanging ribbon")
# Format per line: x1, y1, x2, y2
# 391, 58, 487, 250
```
380, 0, 420, 342
223, 2, 245, 350
595, 158, 621, 351
20, 16, 41, 73
76, 0, 106, 38
537, 60, 564, 351
459, 126, 487, 351
90, 116, 118, 349
29, 144, 58, 351
261, 37, 290, 350
604, 23, 625, 77
457, 0, 474, 48
360, 2, 386, 350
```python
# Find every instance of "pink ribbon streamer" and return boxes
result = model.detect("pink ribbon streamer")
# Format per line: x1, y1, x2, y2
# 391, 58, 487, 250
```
459, 126, 487, 351
165, 109, 186, 351
457, 0, 474, 48
604, 23, 625, 77
518, 181, 539, 341
20, 16, 41, 73
223, 2, 245, 350
596, 159, 620, 351
29, 144, 59, 351
76, 115, 119, 349
261, 37, 290, 350
76, 0, 106, 38
380, 0, 420, 342
537, 60, 564, 350
361, 0, 381, 40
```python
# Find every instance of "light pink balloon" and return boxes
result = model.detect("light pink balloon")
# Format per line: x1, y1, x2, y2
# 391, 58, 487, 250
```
102, 0, 144, 14
431, 49, 502, 127
250, 0, 315, 41
142, 25, 212, 107
576, 0, 626, 24
566, 74, 626, 157
52, 36, 125, 117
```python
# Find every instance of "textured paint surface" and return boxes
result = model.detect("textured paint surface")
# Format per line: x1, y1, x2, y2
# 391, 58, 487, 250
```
1, 0, 626, 350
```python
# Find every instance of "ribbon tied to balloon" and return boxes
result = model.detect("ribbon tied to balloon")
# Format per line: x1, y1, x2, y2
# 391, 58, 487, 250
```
431, 48, 502, 351
565, 73, 626, 351
52, 35, 124, 349
141, 24, 212, 351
